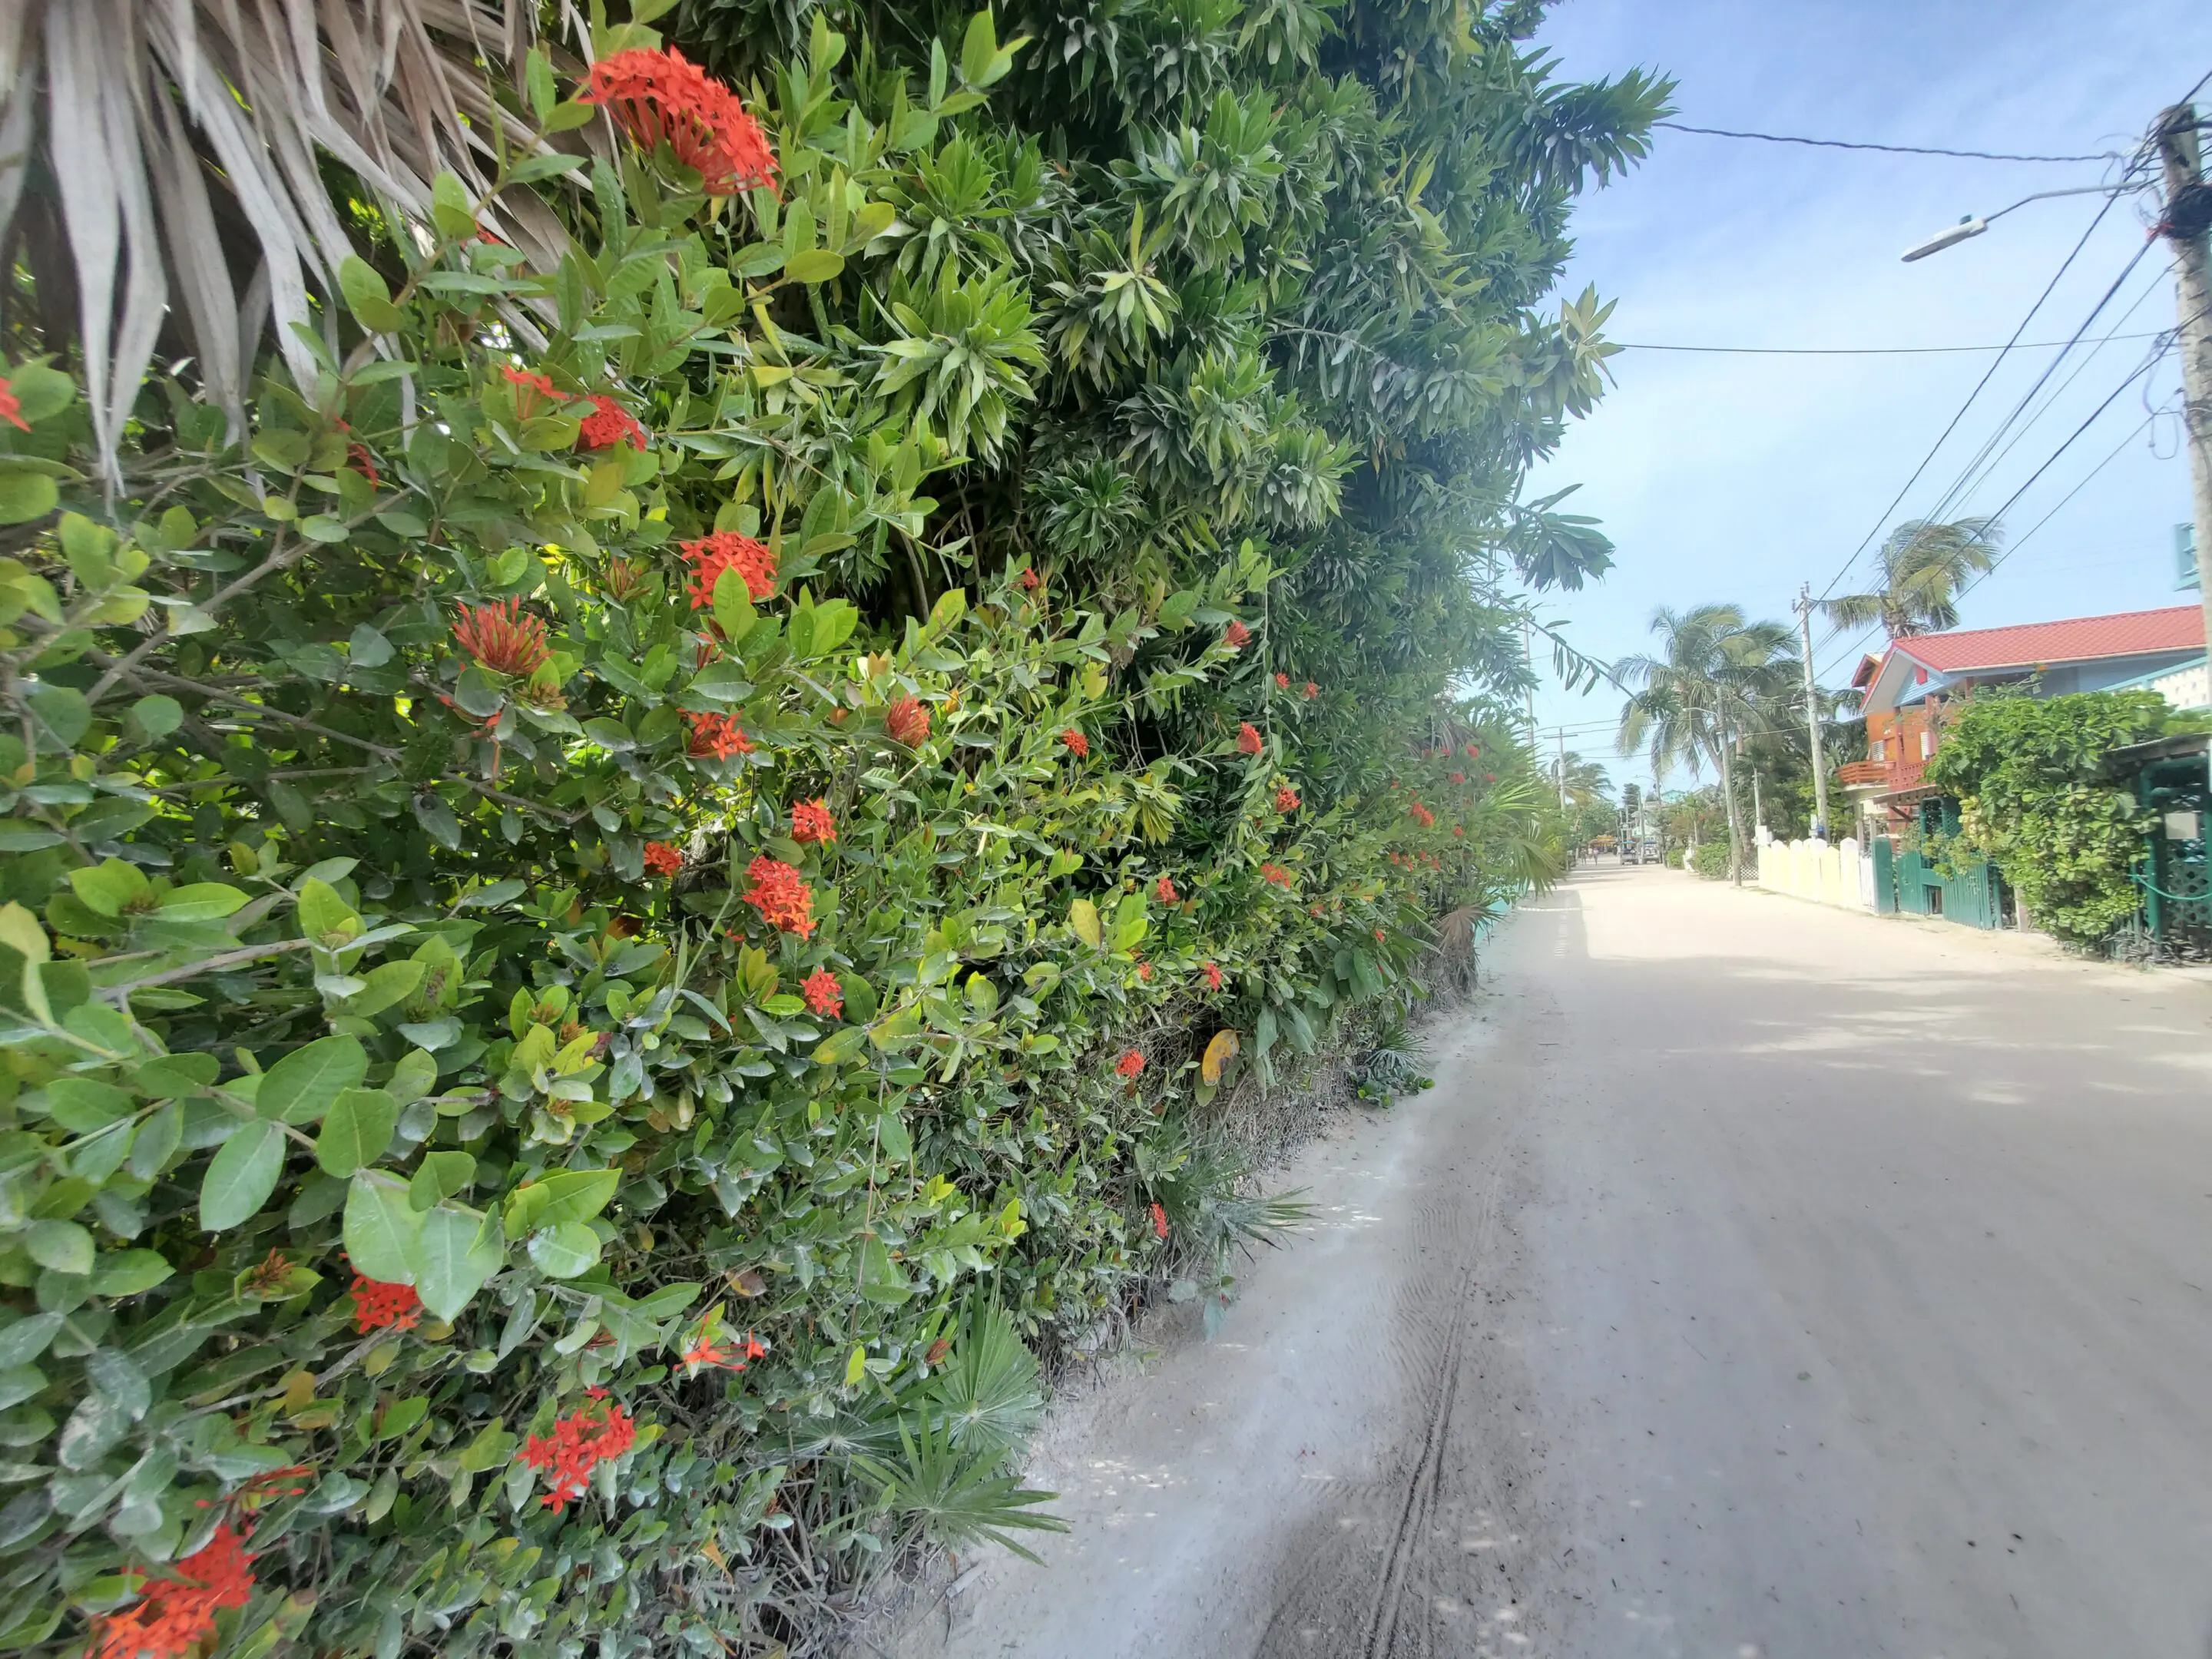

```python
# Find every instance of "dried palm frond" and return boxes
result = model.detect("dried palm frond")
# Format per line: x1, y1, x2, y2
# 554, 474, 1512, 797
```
1, 0, 564, 482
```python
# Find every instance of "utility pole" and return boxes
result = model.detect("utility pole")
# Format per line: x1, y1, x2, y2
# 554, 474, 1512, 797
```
1796, 584, 1831, 841
1555, 726, 1568, 810
2157, 104, 2212, 676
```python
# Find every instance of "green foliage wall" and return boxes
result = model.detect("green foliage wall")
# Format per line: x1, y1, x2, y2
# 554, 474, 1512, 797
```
0, 2, 1655, 1655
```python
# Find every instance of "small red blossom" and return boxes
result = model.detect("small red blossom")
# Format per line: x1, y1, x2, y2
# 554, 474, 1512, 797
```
1375, 928, 1386, 942
886, 695, 931, 746
686, 710, 755, 760
1137, 961, 1154, 982
349, 1275, 422, 1333
1237, 721, 1263, 756
582, 46, 780, 197
1303, 681, 1318, 700
1273, 671, 1290, 689
345, 440, 380, 487
578, 393, 649, 452
743, 856, 815, 936
0, 376, 27, 432
1273, 786, 1300, 814
790, 798, 836, 843
1453, 825, 1465, 837
680, 530, 777, 608
684, 1331, 768, 1373
1019, 567, 1040, 591
451, 598, 551, 677
1203, 962, 1223, 991
1409, 802, 1436, 829
1466, 744, 1480, 758
1222, 619, 1251, 650
1115, 1049, 1146, 1079
1061, 729, 1089, 759
98, 1521, 257, 1659
1449, 771, 1465, 784
802, 968, 844, 1018
1260, 863, 1291, 886
502, 364, 569, 419
643, 840, 684, 877
1485, 772, 1497, 783
1155, 876, 1179, 904
1151, 1202, 1169, 1240
521, 1399, 640, 1512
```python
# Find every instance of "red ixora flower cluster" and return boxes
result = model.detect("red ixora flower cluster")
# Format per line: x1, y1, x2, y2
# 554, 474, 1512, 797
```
1151, 1201, 1169, 1240
1465, 743, 1481, 759
643, 840, 684, 877
578, 393, 648, 452
1449, 771, 1465, 784
1273, 786, 1300, 814
451, 598, 551, 677
1202, 962, 1222, 990
802, 968, 844, 1018
521, 1398, 639, 1512
1302, 681, 1318, 700
1260, 863, 1292, 886
502, 364, 570, 419
99, 1522, 257, 1659
686, 710, 754, 760
681, 530, 777, 608
684, 1330, 768, 1372
1136, 960, 1154, 982
1408, 801, 1436, 829
1222, 619, 1251, 650
349, 1275, 422, 1334
743, 856, 814, 936
790, 798, 836, 844
886, 695, 932, 746
1019, 567, 1041, 591
1061, 729, 1089, 759
1236, 721, 1263, 756
1155, 876, 1179, 904
0, 376, 27, 432
1115, 1049, 1146, 1079
1273, 671, 1290, 690
582, 46, 780, 197
1453, 825, 1465, 837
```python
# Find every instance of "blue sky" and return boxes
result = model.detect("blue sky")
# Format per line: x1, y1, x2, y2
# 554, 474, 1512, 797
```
1521, 0, 2212, 793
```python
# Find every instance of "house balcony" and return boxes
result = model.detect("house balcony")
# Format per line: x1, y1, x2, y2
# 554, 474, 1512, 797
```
1838, 757, 1929, 795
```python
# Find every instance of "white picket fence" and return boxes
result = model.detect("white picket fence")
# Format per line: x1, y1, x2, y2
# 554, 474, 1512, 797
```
1755, 833, 1875, 912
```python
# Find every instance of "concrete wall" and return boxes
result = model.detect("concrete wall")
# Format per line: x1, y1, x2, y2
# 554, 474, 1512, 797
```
1756, 836, 1872, 912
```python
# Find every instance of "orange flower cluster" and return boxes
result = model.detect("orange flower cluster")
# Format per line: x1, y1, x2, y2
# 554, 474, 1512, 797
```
1203, 962, 1222, 990
521, 1399, 639, 1512
582, 46, 780, 197
0, 376, 27, 432
1151, 1201, 1169, 1239
1260, 863, 1291, 886
790, 798, 836, 843
502, 364, 569, 419
451, 598, 551, 677
1465, 743, 1481, 758
1302, 681, 1318, 700
680, 530, 777, 608
578, 394, 648, 451
345, 440, 380, 487
1155, 876, 1178, 904
802, 968, 843, 1017
1273, 786, 1300, 814
349, 1275, 422, 1333
643, 840, 684, 877
1273, 671, 1289, 689
685, 710, 754, 760
1449, 771, 1465, 784
1137, 961, 1154, 982
98, 1522, 257, 1659
1453, 825, 1465, 837
1408, 802, 1435, 829
684, 1331, 768, 1372
1222, 620, 1250, 650
1061, 729, 1089, 758
886, 695, 931, 746
1019, 567, 1041, 591
1236, 722, 1263, 755
743, 856, 814, 936
1115, 1049, 1145, 1079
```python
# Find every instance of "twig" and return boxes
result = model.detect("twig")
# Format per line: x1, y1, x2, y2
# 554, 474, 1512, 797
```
98, 939, 313, 998
87, 530, 310, 706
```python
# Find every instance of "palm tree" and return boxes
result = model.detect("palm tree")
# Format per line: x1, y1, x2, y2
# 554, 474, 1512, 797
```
1822, 517, 2002, 640
1615, 604, 1794, 882
1555, 751, 1611, 810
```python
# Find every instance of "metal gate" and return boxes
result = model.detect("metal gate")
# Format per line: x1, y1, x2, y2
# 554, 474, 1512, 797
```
1873, 838, 2002, 929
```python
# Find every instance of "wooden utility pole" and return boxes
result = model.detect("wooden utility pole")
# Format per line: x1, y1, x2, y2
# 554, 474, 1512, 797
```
1796, 584, 1832, 840
2157, 105, 2212, 671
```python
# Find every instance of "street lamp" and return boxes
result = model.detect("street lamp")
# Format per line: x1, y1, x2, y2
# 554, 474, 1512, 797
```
1899, 183, 2144, 261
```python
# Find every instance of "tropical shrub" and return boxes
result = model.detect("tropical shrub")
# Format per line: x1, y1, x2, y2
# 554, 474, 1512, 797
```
0, 1, 1653, 1655
1690, 839, 1729, 880
1925, 688, 2182, 945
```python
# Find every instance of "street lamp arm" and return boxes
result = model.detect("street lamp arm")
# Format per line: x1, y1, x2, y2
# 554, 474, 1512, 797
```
1900, 182, 2150, 262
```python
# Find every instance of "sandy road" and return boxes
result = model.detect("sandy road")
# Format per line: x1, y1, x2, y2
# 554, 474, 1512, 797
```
920, 866, 2212, 1659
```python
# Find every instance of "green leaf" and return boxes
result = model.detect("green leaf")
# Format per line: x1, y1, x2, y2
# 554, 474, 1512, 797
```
1068, 899, 1101, 948
258, 1035, 367, 1125
386, 1050, 439, 1107
412, 1206, 502, 1320
155, 883, 249, 922
68, 859, 151, 918
526, 1221, 601, 1279
43, 1078, 133, 1134
858, 1236, 912, 1305
344, 1172, 422, 1283
339, 256, 404, 333
712, 565, 757, 642
130, 695, 182, 738
339, 959, 426, 1018
316, 1088, 397, 1177
90, 1250, 173, 1298
783, 248, 845, 284
409, 1151, 475, 1210
811, 1025, 869, 1066
0, 472, 57, 525
200, 1119, 285, 1230
24, 1219, 93, 1275
845, 1343, 867, 1386
959, 8, 998, 87
505, 1167, 619, 1235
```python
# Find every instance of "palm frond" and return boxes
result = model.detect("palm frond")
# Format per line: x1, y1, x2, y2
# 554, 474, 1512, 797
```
852, 1416, 1068, 1564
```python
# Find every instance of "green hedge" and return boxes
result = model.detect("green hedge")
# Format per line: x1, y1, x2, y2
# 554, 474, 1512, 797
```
0, 4, 1651, 1655
1690, 841, 1729, 880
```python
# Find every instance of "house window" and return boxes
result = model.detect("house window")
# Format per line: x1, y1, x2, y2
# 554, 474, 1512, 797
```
1919, 730, 1932, 760
1872, 740, 1885, 760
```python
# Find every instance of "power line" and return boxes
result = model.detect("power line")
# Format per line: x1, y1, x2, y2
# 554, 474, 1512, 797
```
1614, 331, 2164, 357
1653, 121, 2120, 165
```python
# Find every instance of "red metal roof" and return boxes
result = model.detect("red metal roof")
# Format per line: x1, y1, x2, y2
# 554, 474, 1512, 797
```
1896, 605, 2204, 672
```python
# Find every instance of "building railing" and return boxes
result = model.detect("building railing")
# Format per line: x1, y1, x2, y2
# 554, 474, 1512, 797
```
1837, 756, 1929, 793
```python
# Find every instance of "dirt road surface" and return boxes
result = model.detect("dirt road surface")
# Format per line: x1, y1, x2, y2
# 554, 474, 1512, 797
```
912, 866, 2212, 1659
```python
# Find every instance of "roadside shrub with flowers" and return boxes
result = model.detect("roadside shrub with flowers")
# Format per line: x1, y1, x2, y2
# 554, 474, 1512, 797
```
0, 2, 1652, 1655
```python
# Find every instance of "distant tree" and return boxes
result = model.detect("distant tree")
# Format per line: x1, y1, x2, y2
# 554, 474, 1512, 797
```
1823, 517, 2002, 639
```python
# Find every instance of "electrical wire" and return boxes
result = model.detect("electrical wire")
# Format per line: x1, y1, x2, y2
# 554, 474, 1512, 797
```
1652, 122, 2119, 164
1612, 332, 2165, 356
